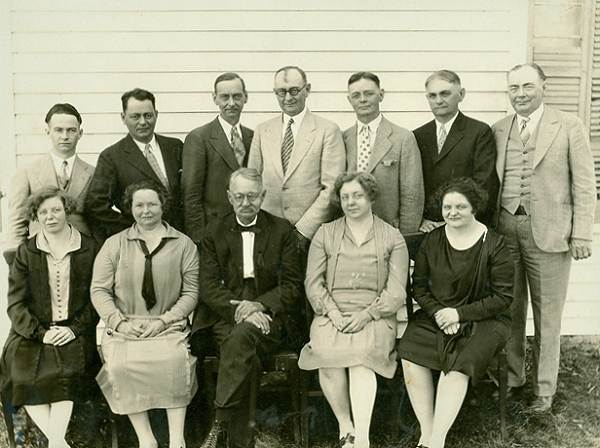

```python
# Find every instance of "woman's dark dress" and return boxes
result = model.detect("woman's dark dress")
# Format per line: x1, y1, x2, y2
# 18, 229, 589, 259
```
0, 232, 100, 406
397, 226, 513, 383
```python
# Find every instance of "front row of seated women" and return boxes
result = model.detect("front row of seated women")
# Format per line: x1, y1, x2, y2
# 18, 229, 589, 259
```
0, 174, 513, 448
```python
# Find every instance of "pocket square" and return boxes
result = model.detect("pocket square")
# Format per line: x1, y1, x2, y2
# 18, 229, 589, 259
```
382, 160, 396, 167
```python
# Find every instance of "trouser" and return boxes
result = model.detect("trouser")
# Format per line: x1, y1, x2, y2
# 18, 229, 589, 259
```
497, 209, 572, 396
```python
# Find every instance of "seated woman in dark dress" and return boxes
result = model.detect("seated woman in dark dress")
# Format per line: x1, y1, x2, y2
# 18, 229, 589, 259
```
397, 177, 514, 448
0, 187, 99, 448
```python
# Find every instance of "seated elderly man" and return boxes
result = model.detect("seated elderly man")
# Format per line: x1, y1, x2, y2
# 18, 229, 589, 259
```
191, 167, 302, 448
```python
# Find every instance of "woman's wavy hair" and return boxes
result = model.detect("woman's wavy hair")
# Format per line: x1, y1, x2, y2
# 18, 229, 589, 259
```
122, 180, 170, 216
433, 177, 488, 218
27, 187, 76, 222
333, 171, 378, 207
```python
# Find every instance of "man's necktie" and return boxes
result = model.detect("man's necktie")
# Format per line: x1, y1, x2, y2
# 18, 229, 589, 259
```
281, 118, 294, 174
520, 117, 531, 145
235, 223, 259, 233
437, 124, 447, 153
144, 143, 169, 188
138, 238, 168, 311
58, 160, 69, 189
230, 126, 246, 166
357, 125, 372, 172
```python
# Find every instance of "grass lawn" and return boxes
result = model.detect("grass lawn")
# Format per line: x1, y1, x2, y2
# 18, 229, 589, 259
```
1, 336, 599, 448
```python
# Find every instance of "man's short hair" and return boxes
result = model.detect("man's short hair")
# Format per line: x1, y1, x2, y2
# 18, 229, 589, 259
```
229, 168, 263, 190
214, 72, 247, 95
121, 88, 156, 112
508, 63, 547, 81
425, 70, 462, 88
348, 72, 381, 88
274, 66, 307, 84
45, 103, 82, 125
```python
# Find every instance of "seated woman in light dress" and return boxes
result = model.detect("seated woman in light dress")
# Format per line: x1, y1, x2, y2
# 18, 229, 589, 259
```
299, 172, 409, 448
91, 180, 199, 448
0, 187, 99, 448
397, 177, 513, 448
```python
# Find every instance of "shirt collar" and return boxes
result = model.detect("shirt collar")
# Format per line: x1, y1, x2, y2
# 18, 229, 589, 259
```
356, 113, 382, 134
435, 111, 459, 133
132, 134, 158, 153
36, 225, 81, 255
126, 221, 179, 241
283, 107, 307, 127
49, 153, 76, 169
218, 115, 242, 141
517, 103, 544, 131
235, 215, 258, 227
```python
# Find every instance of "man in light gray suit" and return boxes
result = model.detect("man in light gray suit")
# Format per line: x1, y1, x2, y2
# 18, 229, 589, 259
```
343, 71, 424, 234
248, 65, 346, 249
493, 63, 596, 412
4, 103, 94, 263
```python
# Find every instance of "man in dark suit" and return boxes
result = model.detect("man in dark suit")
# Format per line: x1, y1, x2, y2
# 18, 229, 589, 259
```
192, 168, 302, 448
343, 71, 424, 234
413, 70, 498, 231
182, 72, 253, 244
84, 88, 183, 243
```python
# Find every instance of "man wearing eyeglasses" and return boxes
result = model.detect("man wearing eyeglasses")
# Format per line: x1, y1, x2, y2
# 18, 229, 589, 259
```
248, 65, 345, 251
192, 168, 302, 448
343, 71, 424, 234
182, 72, 254, 244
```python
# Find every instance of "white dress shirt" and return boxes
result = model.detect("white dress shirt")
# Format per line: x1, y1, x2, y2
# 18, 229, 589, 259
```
516, 103, 545, 136
355, 113, 383, 165
281, 107, 308, 142
132, 135, 168, 179
50, 153, 76, 179
236, 215, 258, 279
218, 115, 243, 144
435, 111, 459, 140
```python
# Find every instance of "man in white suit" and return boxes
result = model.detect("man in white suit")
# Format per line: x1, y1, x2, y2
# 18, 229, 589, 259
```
248, 65, 346, 251
493, 63, 596, 412
4, 103, 94, 264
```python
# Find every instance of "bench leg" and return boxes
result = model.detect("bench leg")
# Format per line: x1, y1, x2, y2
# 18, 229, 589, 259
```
497, 350, 508, 439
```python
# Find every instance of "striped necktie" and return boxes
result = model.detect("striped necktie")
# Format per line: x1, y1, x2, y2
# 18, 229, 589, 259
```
144, 143, 169, 188
230, 126, 246, 166
437, 124, 447, 152
281, 118, 294, 174
520, 117, 531, 145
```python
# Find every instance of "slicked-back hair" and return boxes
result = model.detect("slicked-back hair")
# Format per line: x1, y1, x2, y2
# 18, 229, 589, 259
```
121, 88, 156, 112
425, 69, 462, 88
333, 171, 378, 206
274, 66, 308, 84
122, 180, 170, 217
27, 187, 76, 222
433, 177, 488, 218
214, 72, 247, 94
348, 72, 381, 88
45, 103, 82, 125
229, 167, 263, 190
508, 63, 547, 81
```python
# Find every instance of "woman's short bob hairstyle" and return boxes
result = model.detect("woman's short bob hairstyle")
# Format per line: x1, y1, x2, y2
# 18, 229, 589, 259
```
122, 180, 170, 216
333, 171, 378, 206
434, 177, 488, 218
27, 187, 76, 222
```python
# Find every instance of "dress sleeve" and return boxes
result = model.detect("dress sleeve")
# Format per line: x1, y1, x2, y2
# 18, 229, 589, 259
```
412, 235, 445, 317
456, 235, 514, 322
304, 227, 340, 316
364, 230, 408, 319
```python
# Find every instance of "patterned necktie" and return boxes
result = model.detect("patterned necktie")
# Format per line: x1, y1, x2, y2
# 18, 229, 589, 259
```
520, 117, 531, 145
437, 124, 447, 153
281, 118, 294, 174
58, 160, 69, 189
144, 143, 169, 188
230, 126, 246, 166
138, 238, 168, 311
357, 125, 372, 172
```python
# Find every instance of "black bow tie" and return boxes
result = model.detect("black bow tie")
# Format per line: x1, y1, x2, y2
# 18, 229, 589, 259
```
234, 223, 260, 234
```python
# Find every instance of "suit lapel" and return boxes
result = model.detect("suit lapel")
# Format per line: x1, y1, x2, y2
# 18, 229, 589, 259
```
122, 135, 161, 181
32, 154, 60, 190
209, 118, 239, 171
533, 108, 560, 169
343, 125, 358, 171
156, 134, 181, 191
284, 111, 316, 181
241, 125, 253, 167
252, 212, 271, 276
368, 117, 393, 172
225, 216, 244, 280
436, 112, 466, 164
420, 120, 439, 164
264, 116, 285, 179
494, 115, 513, 182
66, 156, 93, 198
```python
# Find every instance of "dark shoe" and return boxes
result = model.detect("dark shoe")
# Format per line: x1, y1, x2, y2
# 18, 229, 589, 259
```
529, 395, 553, 413
200, 420, 227, 448
339, 433, 355, 447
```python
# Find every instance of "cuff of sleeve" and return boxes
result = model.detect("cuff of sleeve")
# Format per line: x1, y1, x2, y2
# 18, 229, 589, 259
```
366, 306, 381, 321
107, 312, 126, 331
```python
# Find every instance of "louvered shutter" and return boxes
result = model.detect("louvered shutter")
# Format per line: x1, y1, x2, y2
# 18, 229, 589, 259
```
591, 0, 600, 196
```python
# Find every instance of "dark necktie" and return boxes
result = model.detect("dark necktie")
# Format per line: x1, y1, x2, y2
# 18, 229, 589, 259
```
281, 118, 294, 174
138, 238, 168, 310
234, 223, 259, 233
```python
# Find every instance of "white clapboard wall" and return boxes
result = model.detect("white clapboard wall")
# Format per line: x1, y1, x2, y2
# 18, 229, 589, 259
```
6, 0, 528, 167
3, 1, 598, 336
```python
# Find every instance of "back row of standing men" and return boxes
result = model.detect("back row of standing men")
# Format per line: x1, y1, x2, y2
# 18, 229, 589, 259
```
5, 63, 596, 414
